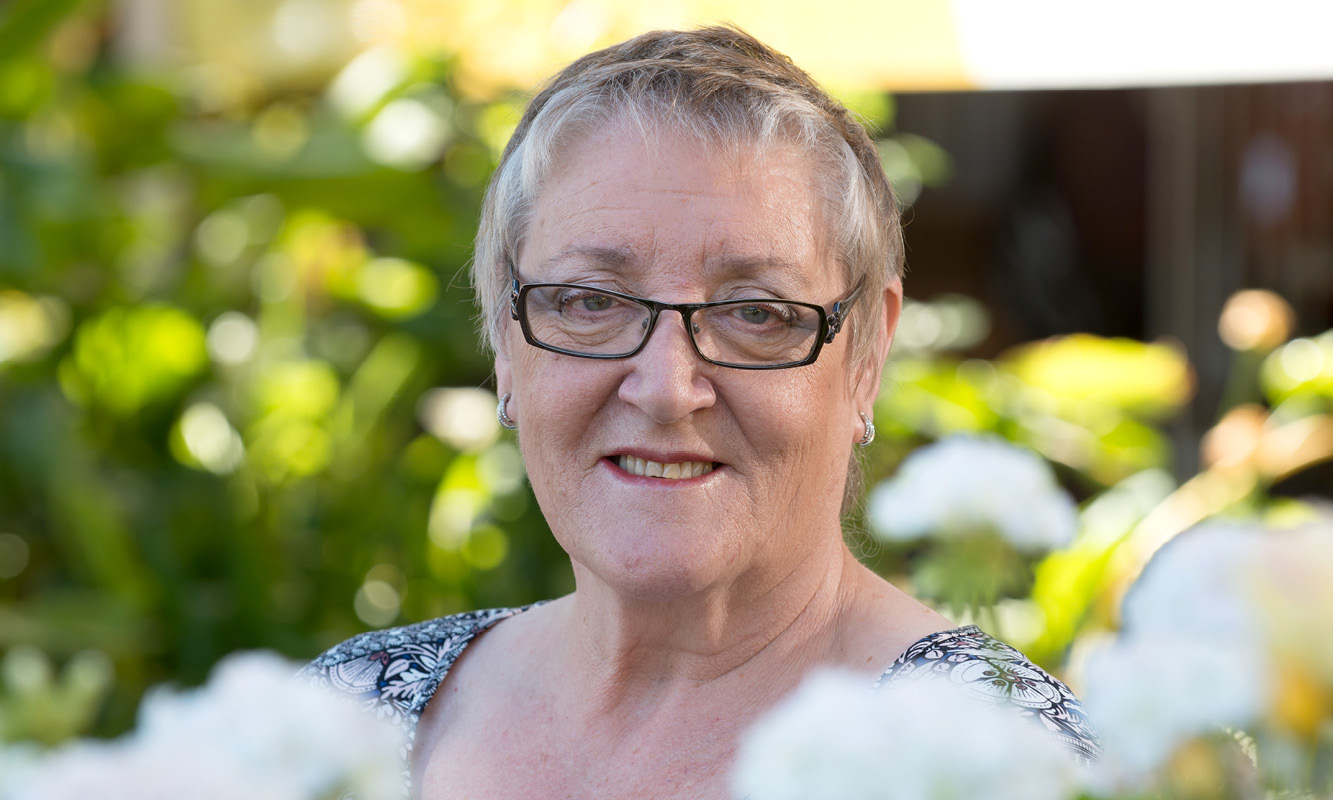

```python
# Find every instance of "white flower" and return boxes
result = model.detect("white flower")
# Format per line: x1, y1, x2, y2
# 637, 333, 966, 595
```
1120, 521, 1267, 645
4, 651, 402, 800
1084, 522, 1269, 790
731, 669, 1083, 800
1246, 520, 1333, 677
868, 435, 1077, 552
0, 744, 43, 800
4, 740, 255, 800
1080, 518, 1333, 790
1081, 635, 1267, 790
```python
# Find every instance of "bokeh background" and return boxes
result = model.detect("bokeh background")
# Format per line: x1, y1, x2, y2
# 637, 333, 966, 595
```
2, 0, 1331, 744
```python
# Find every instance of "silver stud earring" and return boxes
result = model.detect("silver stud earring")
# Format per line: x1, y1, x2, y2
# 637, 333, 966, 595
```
858, 412, 875, 447
497, 392, 517, 430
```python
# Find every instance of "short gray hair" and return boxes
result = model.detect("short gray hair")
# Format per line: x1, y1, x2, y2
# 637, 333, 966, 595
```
472, 25, 903, 371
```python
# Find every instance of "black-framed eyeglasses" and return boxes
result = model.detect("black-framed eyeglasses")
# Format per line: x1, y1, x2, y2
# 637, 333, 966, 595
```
508, 265, 863, 369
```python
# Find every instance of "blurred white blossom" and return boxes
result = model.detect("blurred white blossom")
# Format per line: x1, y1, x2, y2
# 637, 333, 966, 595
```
1240, 521, 1333, 681
1, 651, 402, 800
0, 745, 42, 795
731, 669, 1083, 800
1081, 517, 1333, 792
1082, 636, 1266, 789
868, 435, 1077, 551
1120, 522, 1267, 644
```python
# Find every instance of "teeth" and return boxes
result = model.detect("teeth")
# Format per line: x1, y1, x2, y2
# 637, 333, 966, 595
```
618, 455, 715, 480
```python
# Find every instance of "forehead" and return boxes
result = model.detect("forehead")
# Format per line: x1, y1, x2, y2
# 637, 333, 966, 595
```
523, 122, 836, 293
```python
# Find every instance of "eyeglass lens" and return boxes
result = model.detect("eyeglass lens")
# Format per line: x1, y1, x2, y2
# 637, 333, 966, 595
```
521, 285, 823, 366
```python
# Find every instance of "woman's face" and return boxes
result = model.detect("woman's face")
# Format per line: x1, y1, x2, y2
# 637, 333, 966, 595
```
497, 122, 899, 601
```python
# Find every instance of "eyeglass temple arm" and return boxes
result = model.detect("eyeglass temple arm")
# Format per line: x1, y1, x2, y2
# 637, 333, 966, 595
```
508, 261, 521, 320
823, 281, 865, 344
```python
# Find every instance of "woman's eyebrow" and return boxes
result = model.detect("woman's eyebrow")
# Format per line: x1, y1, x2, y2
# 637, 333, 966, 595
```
538, 245, 637, 274
704, 254, 814, 292
535, 248, 815, 294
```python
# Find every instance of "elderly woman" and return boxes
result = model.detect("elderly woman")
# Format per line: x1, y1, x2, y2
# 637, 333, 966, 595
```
302, 26, 1098, 797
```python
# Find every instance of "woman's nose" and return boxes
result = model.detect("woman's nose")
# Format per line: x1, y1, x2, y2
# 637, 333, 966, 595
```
617, 310, 716, 424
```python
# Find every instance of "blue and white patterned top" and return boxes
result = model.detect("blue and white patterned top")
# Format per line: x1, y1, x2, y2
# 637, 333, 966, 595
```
300, 605, 1100, 796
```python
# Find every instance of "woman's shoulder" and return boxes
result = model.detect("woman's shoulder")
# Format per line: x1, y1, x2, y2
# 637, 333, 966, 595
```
297, 605, 535, 728
874, 625, 1102, 764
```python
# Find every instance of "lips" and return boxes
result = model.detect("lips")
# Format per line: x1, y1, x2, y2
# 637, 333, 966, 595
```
617, 454, 716, 479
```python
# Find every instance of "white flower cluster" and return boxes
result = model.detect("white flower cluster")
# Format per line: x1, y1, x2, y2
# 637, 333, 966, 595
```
1082, 519, 1333, 791
1, 651, 402, 800
867, 435, 1078, 552
731, 669, 1082, 800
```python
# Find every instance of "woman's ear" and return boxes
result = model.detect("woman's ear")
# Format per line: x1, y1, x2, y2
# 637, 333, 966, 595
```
853, 277, 903, 412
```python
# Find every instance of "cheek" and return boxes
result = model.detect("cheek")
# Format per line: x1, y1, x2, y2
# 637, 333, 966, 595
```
738, 365, 854, 471
511, 352, 616, 491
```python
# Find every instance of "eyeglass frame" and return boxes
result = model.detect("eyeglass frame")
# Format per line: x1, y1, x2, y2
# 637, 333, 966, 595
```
507, 263, 865, 370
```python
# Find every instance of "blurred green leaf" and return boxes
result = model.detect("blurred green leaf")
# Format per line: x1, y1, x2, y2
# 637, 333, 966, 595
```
0, 0, 86, 66
1262, 331, 1333, 406
59, 305, 207, 415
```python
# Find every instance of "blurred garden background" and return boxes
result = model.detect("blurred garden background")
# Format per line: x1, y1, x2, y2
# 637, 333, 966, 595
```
2, 0, 1332, 762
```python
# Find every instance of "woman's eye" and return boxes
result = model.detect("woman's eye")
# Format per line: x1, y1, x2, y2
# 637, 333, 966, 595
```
576, 294, 614, 312
558, 290, 617, 313
738, 305, 772, 325
735, 303, 793, 326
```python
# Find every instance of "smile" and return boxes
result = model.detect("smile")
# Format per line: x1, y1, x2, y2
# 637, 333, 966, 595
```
616, 455, 716, 480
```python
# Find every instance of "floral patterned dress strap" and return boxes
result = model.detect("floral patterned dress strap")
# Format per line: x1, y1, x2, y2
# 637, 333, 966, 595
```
298, 605, 539, 798
873, 625, 1102, 764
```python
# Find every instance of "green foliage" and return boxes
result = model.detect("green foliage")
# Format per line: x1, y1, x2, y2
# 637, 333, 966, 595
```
875, 331, 1187, 490
1262, 330, 1333, 405
0, 646, 111, 746
0, 2, 571, 739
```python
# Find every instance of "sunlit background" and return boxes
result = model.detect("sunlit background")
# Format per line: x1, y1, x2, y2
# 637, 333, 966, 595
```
2, 0, 1331, 748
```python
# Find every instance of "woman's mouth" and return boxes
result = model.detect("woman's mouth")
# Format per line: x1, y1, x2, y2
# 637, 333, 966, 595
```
616, 455, 716, 480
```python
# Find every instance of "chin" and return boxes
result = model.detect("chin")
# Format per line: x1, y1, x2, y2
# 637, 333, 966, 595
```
565, 524, 744, 604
